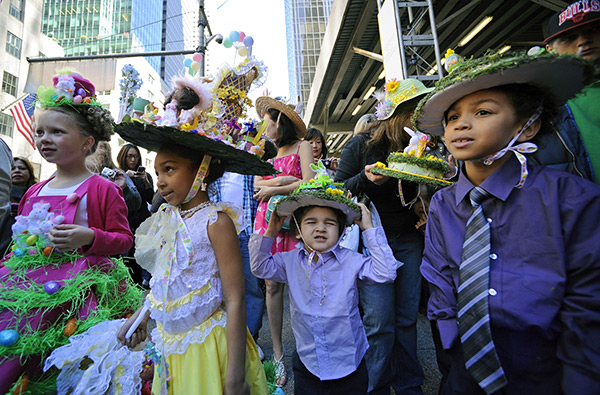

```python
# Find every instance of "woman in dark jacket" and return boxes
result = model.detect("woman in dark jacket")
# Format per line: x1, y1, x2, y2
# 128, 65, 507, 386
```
335, 78, 432, 395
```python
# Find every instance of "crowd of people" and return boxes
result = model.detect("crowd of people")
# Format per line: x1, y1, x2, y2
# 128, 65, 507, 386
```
0, 3, 599, 394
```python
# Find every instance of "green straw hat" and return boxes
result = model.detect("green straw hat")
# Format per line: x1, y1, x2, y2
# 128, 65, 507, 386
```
374, 78, 433, 120
413, 50, 591, 136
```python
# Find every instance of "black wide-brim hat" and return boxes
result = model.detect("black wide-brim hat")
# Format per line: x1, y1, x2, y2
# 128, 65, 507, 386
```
114, 121, 277, 176
413, 52, 591, 136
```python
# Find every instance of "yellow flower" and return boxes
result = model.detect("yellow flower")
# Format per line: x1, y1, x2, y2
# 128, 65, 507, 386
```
375, 162, 385, 168
386, 79, 399, 93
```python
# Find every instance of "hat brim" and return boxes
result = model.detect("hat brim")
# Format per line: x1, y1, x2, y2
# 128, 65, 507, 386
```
416, 55, 589, 136
370, 166, 453, 189
544, 16, 600, 43
275, 190, 361, 225
379, 88, 434, 120
114, 121, 277, 176
255, 97, 307, 138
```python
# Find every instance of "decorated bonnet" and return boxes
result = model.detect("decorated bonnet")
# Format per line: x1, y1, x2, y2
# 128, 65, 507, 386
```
374, 78, 433, 120
275, 168, 361, 225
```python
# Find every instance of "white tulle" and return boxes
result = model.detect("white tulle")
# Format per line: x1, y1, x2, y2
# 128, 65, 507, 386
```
44, 319, 145, 395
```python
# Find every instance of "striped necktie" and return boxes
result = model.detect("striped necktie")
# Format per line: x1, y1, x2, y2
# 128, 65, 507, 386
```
458, 187, 507, 394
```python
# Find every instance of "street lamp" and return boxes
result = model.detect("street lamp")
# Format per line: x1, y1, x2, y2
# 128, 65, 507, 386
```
196, 1, 222, 75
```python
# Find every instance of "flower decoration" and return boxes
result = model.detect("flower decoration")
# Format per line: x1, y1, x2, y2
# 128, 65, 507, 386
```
119, 64, 143, 114
385, 79, 399, 93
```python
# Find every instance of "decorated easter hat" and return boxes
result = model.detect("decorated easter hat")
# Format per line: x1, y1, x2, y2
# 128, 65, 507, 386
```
413, 50, 592, 136
255, 96, 307, 138
275, 171, 361, 225
374, 78, 433, 120
370, 152, 453, 189
36, 70, 102, 108
544, 0, 600, 43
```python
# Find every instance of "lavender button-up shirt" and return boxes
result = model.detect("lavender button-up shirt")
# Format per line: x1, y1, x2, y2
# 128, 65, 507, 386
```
250, 226, 397, 380
421, 155, 600, 389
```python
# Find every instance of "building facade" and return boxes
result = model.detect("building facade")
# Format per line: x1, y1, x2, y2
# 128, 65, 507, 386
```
284, 0, 333, 105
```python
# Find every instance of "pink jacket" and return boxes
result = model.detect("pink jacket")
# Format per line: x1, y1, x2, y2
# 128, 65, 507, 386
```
20, 174, 133, 255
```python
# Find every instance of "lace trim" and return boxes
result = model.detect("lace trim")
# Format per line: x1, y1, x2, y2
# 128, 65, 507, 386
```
147, 281, 212, 312
151, 307, 227, 357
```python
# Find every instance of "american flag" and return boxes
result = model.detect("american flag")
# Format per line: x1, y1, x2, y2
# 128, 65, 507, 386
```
9, 94, 37, 149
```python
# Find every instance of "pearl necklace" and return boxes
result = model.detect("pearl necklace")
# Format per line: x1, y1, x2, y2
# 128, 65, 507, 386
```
179, 200, 214, 219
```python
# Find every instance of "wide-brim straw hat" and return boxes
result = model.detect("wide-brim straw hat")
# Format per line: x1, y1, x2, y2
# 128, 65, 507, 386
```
374, 78, 434, 120
369, 154, 453, 189
413, 51, 591, 136
114, 121, 276, 176
275, 180, 361, 225
255, 96, 307, 138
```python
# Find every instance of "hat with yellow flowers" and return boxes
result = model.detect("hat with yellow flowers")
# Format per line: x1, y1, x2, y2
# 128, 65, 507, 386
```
374, 78, 433, 120
275, 170, 361, 225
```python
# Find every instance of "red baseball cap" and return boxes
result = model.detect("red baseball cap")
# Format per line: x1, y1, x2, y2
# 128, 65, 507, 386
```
544, 0, 600, 43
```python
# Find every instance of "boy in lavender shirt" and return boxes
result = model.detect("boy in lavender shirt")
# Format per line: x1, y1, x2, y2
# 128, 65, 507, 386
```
249, 176, 398, 394
414, 51, 600, 394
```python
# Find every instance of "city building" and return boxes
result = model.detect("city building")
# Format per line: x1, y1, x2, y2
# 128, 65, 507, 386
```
284, 0, 333, 105
1, 0, 64, 179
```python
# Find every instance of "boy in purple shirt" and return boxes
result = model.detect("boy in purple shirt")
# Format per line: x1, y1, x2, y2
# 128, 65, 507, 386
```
249, 176, 398, 394
414, 51, 600, 394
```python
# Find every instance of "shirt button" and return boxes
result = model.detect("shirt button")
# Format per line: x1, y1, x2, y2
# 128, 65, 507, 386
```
487, 218, 493, 223
490, 253, 498, 260
489, 288, 497, 296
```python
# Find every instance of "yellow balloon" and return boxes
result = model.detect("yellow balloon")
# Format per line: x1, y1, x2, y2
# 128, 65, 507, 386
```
191, 61, 201, 71
237, 46, 248, 57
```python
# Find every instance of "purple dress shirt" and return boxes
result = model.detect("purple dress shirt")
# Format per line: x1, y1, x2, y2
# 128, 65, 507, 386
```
250, 226, 397, 380
421, 155, 600, 390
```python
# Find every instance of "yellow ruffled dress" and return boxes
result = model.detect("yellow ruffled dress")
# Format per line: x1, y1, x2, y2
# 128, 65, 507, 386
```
136, 202, 268, 394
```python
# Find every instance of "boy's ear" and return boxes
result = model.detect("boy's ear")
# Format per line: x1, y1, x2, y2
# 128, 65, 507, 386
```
516, 118, 541, 142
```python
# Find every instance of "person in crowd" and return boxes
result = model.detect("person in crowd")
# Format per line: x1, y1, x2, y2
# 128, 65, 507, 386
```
253, 97, 314, 387
0, 140, 13, 224
250, 177, 397, 395
0, 71, 138, 393
306, 127, 338, 174
116, 77, 270, 394
532, 1, 600, 182
415, 51, 600, 393
335, 78, 432, 394
116, 143, 154, 285
353, 113, 377, 137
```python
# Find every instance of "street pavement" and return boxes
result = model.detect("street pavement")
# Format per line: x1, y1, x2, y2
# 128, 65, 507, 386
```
256, 287, 442, 394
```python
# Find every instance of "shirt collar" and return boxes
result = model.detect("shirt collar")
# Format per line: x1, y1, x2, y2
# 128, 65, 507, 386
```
297, 240, 344, 262
454, 154, 522, 206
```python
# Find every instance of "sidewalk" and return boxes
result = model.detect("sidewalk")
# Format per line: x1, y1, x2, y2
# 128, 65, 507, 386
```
255, 287, 442, 394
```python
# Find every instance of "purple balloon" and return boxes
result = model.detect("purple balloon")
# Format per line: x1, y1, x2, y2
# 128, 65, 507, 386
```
44, 281, 61, 295
243, 36, 254, 47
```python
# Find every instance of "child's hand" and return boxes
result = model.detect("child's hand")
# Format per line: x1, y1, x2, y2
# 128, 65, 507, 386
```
365, 164, 389, 186
354, 202, 374, 231
265, 211, 286, 237
117, 308, 150, 349
48, 224, 95, 251
444, 154, 458, 179
415, 213, 428, 230
253, 186, 277, 202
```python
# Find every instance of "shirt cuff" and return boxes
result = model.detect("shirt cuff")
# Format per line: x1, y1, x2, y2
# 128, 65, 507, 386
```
437, 319, 459, 350
250, 233, 275, 253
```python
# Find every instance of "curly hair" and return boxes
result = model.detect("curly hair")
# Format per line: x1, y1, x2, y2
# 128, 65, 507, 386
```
41, 105, 113, 154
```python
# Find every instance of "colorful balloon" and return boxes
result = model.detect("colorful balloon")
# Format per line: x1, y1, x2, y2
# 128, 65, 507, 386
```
238, 46, 248, 57
238, 31, 246, 42
190, 61, 201, 71
223, 38, 233, 48
183, 58, 192, 67
229, 31, 240, 42
243, 36, 254, 47
192, 52, 203, 62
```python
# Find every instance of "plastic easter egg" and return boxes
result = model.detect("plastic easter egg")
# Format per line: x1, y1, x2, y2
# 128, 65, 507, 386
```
238, 46, 248, 57
66, 193, 78, 204
28, 248, 37, 256
229, 31, 240, 42
0, 329, 19, 347
274, 388, 285, 395
243, 36, 254, 47
223, 38, 233, 48
44, 281, 61, 295
76, 88, 86, 97
25, 235, 38, 246
192, 52, 203, 62
63, 318, 77, 337
43, 246, 54, 257
183, 58, 192, 67
238, 31, 246, 42
13, 248, 25, 257
190, 61, 201, 71
73, 95, 83, 104
11, 373, 28, 395
83, 97, 91, 104
51, 94, 58, 101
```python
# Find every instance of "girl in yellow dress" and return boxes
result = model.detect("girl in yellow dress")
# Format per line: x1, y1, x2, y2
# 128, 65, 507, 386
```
116, 78, 272, 394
